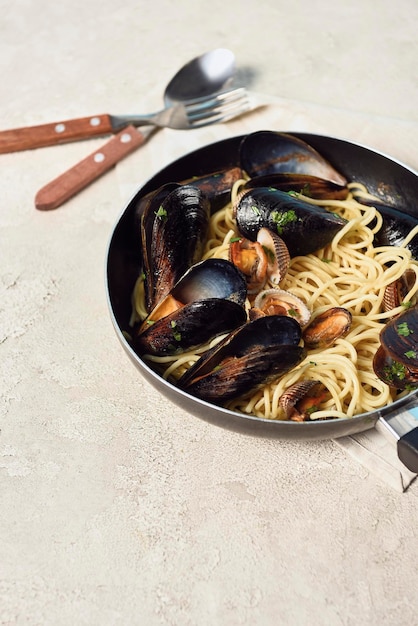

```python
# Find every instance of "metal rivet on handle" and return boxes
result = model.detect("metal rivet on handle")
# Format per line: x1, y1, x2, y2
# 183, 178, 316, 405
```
120, 133, 132, 143
90, 117, 101, 126
94, 153, 105, 163
55, 123, 66, 133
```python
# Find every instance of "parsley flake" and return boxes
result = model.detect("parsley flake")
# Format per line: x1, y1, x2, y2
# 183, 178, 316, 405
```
170, 320, 182, 342
155, 206, 168, 220
383, 361, 407, 381
270, 209, 297, 235
397, 321, 412, 337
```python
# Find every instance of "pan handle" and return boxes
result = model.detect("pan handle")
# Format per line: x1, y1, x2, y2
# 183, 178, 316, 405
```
377, 403, 418, 473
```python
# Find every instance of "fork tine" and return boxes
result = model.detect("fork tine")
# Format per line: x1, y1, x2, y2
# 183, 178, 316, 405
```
188, 104, 251, 128
184, 88, 248, 113
186, 92, 251, 127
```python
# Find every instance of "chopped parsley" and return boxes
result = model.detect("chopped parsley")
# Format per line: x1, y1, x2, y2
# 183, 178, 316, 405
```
270, 209, 297, 235
170, 320, 182, 342
404, 350, 417, 359
286, 184, 312, 198
251, 205, 261, 216
155, 206, 168, 220
230, 237, 241, 243
397, 321, 413, 337
383, 361, 407, 381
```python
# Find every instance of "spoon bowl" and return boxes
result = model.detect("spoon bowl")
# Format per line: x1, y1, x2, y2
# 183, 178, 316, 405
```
164, 48, 236, 104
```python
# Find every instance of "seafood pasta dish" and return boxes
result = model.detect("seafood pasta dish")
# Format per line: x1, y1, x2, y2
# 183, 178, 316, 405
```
127, 131, 418, 422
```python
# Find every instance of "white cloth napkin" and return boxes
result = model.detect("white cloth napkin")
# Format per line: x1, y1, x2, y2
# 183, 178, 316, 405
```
114, 94, 418, 492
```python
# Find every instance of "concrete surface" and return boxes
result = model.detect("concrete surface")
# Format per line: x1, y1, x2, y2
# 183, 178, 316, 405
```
1, 1, 418, 624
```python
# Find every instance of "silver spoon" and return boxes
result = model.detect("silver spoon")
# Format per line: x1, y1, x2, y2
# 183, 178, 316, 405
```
0, 48, 236, 154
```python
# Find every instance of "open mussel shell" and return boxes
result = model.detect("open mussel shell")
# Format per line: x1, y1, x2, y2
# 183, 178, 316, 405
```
137, 168, 243, 221
178, 315, 306, 405
302, 307, 352, 349
369, 203, 418, 260
243, 172, 349, 200
135, 298, 247, 356
373, 306, 418, 388
168, 258, 247, 306
235, 187, 347, 257
373, 346, 418, 390
141, 183, 210, 311
135, 258, 248, 355
181, 166, 243, 213
239, 131, 347, 186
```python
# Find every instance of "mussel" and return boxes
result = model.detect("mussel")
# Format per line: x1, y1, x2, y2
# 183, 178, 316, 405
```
373, 306, 418, 389
135, 258, 247, 356
302, 307, 352, 349
243, 173, 349, 201
177, 315, 307, 405
141, 183, 210, 312
234, 187, 348, 257
360, 202, 418, 261
239, 131, 347, 186
181, 167, 243, 213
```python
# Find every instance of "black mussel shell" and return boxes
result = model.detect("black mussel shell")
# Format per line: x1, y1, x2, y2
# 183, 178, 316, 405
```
235, 187, 347, 256
378, 306, 418, 363
371, 204, 418, 260
169, 258, 247, 307
373, 346, 418, 390
134, 182, 178, 231
243, 172, 349, 200
141, 184, 210, 311
373, 306, 418, 389
239, 131, 347, 186
135, 298, 247, 356
181, 167, 243, 213
137, 258, 247, 337
178, 315, 306, 405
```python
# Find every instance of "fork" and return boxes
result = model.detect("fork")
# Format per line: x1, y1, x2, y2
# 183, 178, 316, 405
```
0, 88, 249, 154
34, 88, 252, 211
108, 88, 250, 131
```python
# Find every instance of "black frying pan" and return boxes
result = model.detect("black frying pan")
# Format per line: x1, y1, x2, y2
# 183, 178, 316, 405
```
106, 133, 418, 471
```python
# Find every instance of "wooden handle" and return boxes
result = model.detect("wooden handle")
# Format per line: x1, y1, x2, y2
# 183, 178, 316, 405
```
35, 126, 147, 210
0, 114, 115, 153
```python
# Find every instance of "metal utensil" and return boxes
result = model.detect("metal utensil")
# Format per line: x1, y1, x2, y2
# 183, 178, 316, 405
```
34, 89, 252, 211
0, 48, 236, 154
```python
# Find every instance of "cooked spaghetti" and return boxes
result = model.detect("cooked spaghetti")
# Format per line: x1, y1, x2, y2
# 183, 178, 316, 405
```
132, 180, 418, 420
